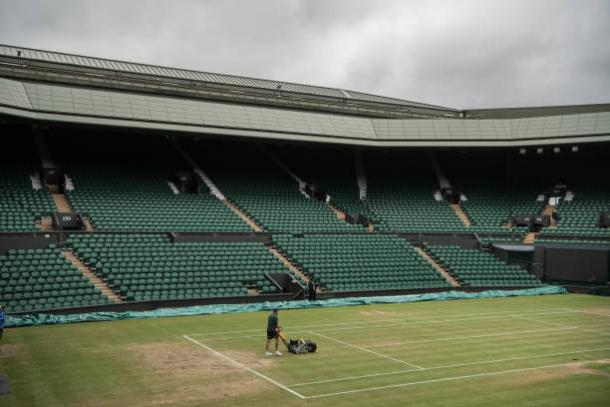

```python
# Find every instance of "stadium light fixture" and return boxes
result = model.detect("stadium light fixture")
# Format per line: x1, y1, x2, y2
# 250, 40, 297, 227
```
553, 147, 560, 154
536, 147, 543, 154
519, 148, 526, 155
571, 145, 579, 152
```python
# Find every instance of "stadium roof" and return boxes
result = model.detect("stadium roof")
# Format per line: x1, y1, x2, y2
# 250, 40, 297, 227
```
0, 44, 459, 119
0, 44, 609, 147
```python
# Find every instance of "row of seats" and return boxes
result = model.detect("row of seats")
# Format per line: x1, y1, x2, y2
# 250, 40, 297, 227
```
209, 167, 362, 233
0, 246, 113, 313
274, 235, 451, 292
66, 167, 250, 232
541, 189, 610, 237
67, 234, 296, 301
423, 243, 542, 287
366, 185, 467, 232
460, 187, 542, 234
0, 167, 55, 231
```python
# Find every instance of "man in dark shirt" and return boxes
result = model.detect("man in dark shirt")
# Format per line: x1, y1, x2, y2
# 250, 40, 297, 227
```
308, 279, 317, 301
0, 305, 5, 340
265, 309, 282, 356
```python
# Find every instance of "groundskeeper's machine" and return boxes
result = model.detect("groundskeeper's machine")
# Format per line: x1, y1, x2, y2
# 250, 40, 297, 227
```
277, 328, 317, 354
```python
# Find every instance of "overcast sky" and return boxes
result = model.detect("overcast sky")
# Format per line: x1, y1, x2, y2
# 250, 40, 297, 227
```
1, 0, 609, 109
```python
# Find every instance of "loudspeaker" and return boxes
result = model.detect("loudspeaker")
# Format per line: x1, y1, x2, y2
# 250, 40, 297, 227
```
599, 212, 610, 228
52, 212, 84, 230
170, 172, 199, 194
41, 166, 64, 186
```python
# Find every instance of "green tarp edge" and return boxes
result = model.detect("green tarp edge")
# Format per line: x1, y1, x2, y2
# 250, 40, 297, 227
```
5, 286, 566, 328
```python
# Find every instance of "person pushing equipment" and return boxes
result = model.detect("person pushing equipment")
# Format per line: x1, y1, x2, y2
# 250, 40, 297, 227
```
265, 309, 282, 356
264, 308, 317, 356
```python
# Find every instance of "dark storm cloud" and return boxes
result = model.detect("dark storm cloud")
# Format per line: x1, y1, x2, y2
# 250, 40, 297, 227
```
0, 0, 608, 108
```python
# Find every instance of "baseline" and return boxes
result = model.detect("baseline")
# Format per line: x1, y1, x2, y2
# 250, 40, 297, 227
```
182, 334, 306, 399
288, 346, 610, 387
303, 358, 610, 399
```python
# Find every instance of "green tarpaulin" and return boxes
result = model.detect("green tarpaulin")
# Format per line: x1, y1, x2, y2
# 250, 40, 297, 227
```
5, 286, 566, 328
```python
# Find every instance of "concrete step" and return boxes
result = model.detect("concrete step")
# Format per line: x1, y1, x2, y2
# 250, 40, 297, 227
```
451, 204, 472, 227
523, 232, 538, 244
224, 201, 264, 232
414, 247, 461, 288
83, 217, 95, 231
267, 245, 310, 284
50, 192, 73, 212
170, 138, 226, 200
37, 216, 53, 231
62, 250, 123, 303
543, 204, 558, 228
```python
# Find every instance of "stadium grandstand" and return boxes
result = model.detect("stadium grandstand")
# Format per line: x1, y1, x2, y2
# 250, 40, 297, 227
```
0, 43, 609, 316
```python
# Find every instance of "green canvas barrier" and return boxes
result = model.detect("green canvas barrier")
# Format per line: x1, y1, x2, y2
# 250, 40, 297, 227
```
5, 285, 566, 328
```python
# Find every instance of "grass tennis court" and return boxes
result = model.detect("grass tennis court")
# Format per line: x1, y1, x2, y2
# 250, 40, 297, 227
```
1, 293, 610, 406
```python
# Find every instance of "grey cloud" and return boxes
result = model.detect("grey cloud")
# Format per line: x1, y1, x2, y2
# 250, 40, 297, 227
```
0, 0, 608, 108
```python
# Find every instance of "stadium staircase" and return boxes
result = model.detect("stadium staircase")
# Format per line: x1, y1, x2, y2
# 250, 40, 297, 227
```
170, 138, 226, 200
67, 234, 289, 300
224, 200, 264, 232
62, 250, 123, 303
543, 204, 556, 227
201, 148, 362, 234
48, 184, 94, 231
50, 191, 72, 212
258, 145, 360, 230
523, 232, 538, 244
461, 187, 542, 234
275, 235, 451, 292
539, 189, 610, 237
414, 247, 460, 287
37, 216, 54, 231
451, 204, 472, 227
0, 246, 114, 313
267, 244, 310, 284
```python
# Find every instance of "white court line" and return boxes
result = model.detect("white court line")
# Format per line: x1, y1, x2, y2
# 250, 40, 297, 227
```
562, 307, 610, 318
194, 315, 576, 343
362, 326, 578, 348
302, 358, 610, 399
308, 330, 423, 370
191, 309, 579, 341
511, 314, 575, 328
316, 310, 576, 334
186, 318, 404, 337
288, 346, 610, 387
185, 307, 571, 337
516, 312, 610, 336
182, 335, 306, 400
